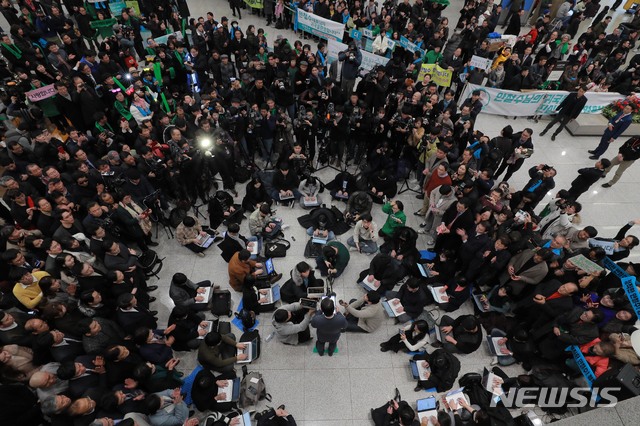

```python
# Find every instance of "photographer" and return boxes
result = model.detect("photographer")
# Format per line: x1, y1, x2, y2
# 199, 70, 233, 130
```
337, 42, 362, 95
294, 109, 318, 163
328, 105, 349, 168
316, 241, 350, 278
510, 164, 557, 212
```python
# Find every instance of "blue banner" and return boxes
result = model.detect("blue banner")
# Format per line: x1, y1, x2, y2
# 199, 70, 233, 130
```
603, 257, 640, 319
566, 345, 596, 387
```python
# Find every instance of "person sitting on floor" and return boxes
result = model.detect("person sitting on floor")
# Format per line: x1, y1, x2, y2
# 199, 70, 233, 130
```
380, 320, 431, 354
280, 262, 324, 303
339, 291, 385, 333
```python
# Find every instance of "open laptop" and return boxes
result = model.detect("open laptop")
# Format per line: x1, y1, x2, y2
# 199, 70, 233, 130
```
256, 258, 275, 279
444, 388, 470, 410
427, 285, 447, 304
311, 234, 329, 245
417, 263, 432, 278
278, 193, 295, 201
487, 336, 509, 357
472, 293, 490, 313
198, 286, 213, 305
260, 284, 281, 305
358, 275, 381, 292
236, 338, 258, 363
216, 377, 242, 401
381, 298, 403, 318
195, 233, 215, 248
410, 359, 431, 381
300, 298, 318, 309
432, 325, 443, 343
197, 320, 214, 339
416, 396, 438, 424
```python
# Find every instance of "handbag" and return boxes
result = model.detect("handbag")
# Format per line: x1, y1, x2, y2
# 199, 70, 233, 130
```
264, 238, 290, 258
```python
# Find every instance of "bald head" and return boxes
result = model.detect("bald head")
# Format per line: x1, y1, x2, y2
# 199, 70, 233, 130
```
29, 371, 56, 388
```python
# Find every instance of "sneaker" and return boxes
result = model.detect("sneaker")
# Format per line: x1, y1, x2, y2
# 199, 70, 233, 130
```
349, 246, 358, 251
419, 222, 427, 228
413, 211, 423, 216
602, 183, 612, 188
418, 229, 428, 234
196, 252, 205, 258
425, 236, 435, 245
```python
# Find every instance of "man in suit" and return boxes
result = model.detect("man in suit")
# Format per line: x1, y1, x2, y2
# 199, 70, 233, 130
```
602, 136, 640, 188
589, 104, 634, 159
34, 329, 84, 364
56, 354, 108, 398
540, 86, 588, 140
499, 248, 553, 299
115, 293, 158, 336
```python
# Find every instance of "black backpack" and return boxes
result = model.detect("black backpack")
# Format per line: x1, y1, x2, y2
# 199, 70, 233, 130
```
168, 200, 190, 228
235, 309, 256, 331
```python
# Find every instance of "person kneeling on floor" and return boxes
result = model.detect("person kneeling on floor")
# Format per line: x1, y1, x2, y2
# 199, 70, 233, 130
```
272, 302, 314, 345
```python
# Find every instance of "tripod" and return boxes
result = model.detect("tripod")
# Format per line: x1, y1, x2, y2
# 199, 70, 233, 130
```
398, 172, 421, 195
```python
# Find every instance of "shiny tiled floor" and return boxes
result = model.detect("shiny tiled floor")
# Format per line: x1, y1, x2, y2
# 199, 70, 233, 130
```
100, 2, 640, 425
3, 1, 639, 424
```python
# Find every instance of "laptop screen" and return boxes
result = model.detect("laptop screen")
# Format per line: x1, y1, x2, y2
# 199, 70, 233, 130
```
417, 397, 437, 411
265, 258, 274, 274
417, 263, 430, 278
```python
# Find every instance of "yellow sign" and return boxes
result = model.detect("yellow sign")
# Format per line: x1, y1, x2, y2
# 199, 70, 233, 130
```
417, 63, 453, 87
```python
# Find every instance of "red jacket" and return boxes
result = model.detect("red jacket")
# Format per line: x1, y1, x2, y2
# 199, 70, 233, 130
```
580, 338, 610, 378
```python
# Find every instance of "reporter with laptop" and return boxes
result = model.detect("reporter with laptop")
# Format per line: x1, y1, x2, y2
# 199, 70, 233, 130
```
228, 249, 283, 292
198, 331, 248, 373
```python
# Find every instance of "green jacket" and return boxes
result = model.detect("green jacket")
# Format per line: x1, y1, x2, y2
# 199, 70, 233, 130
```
327, 241, 350, 276
381, 202, 407, 236
423, 50, 443, 64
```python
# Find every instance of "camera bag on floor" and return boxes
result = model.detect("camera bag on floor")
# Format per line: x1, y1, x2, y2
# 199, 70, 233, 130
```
264, 238, 290, 258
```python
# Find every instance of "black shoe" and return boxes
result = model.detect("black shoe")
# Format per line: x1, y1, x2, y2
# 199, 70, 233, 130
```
380, 346, 390, 352
278, 404, 286, 411
149, 310, 158, 316
588, 150, 596, 154
147, 285, 158, 292
394, 387, 401, 401
414, 385, 423, 392
413, 211, 423, 216
602, 183, 612, 188
270, 273, 283, 283
147, 241, 159, 247
318, 350, 325, 356
148, 297, 157, 303
416, 194, 424, 199
551, 134, 556, 141
589, 155, 599, 160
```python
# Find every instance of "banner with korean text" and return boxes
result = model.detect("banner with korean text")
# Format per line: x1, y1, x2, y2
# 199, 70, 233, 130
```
417, 63, 453, 87
326, 40, 389, 72
296, 9, 345, 42
244, 0, 264, 8
26, 84, 56, 102
460, 84, 624, 116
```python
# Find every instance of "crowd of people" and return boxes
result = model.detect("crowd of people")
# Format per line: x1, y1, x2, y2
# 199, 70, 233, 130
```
1, 0, 640, 425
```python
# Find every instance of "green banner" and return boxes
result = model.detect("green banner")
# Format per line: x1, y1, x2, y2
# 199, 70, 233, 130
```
244, 0, 264, 9
90, 18, 118, 29
125, 0, 140, 16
